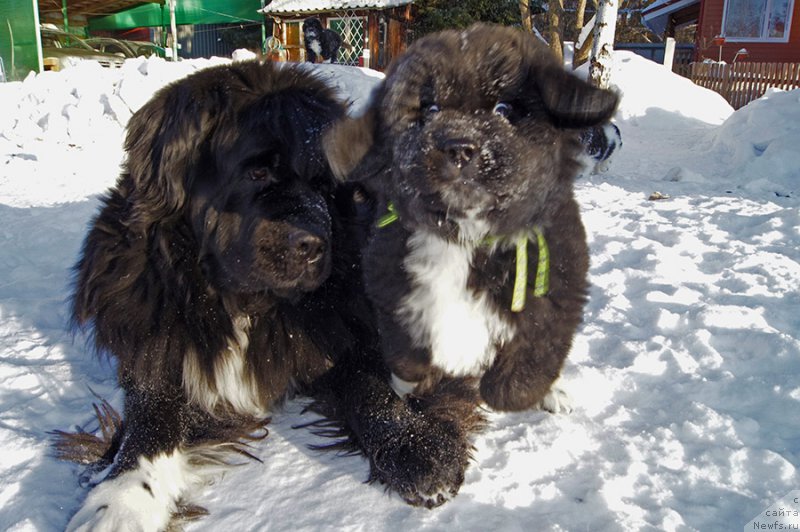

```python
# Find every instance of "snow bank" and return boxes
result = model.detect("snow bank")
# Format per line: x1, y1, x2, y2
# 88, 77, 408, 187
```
0, 57, 224, 207
577, 51, 734, 125
706, 88, 800, 197
584, 52, 798, 199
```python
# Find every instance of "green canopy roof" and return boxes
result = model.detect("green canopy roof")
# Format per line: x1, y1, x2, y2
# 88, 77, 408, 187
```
88, 0, 263, 31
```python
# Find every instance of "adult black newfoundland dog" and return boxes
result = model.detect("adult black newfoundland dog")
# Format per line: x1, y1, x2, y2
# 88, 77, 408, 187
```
325, 20, 618, 490
58, 60, 470, 530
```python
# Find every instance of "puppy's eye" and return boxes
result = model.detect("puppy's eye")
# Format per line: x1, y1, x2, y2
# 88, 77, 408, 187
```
493, 102, 512, 118
248, 167, 271, 181
425, 104, 440, 115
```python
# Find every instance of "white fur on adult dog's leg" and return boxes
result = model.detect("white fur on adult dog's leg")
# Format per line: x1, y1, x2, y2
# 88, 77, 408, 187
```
67, 450, 200, 532
390, 373, 418, 397
535, 378, 573, 414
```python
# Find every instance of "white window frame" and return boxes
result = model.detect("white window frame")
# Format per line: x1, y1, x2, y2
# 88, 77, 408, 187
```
721, 0, 795, 42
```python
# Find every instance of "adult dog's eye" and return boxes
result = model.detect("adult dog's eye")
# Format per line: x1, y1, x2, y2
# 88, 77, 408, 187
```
425, 104, 440, 115
493, 102, 512, 118
248, 167, 271, 181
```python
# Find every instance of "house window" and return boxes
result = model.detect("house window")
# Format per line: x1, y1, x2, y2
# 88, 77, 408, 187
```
722, 0, 794, 41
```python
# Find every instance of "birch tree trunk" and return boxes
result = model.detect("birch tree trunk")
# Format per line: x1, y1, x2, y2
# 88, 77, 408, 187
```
548, 0, 564, 62
589, 0, 619, 88
169, 0, 178, 62
575, 0, 587, 36
520, 0, 532, 32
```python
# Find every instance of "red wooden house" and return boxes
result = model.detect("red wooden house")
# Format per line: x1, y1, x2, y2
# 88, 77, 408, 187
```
643, 0, 800, 62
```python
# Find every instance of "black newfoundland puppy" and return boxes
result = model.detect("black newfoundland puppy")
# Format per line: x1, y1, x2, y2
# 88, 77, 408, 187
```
326, 20, 618, 486
59, 60, 471, 529
302, 17, 343, 64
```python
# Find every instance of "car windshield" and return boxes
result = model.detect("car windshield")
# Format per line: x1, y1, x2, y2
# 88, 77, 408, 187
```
42, 32, 95, 51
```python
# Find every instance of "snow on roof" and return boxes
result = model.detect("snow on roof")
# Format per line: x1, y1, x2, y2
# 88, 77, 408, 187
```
261, 0, 413, 14
642, 0, 699, 36
642, 0, 698, 20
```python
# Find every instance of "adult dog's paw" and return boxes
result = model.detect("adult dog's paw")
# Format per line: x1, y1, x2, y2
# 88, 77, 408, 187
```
367, 413, 472, 509
535, 380, 573, 414
66, 469, 172, 532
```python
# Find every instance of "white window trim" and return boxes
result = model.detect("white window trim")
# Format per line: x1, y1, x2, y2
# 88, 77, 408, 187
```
721, 0, 795, 42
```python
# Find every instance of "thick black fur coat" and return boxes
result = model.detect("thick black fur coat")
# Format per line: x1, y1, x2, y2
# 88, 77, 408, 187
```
325, 22, 619, 499
59, 60, 474, 530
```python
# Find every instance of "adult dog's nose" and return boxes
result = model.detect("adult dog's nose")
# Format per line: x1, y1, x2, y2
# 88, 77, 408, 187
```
443, 138, 478, 168
289, 230, 325, 264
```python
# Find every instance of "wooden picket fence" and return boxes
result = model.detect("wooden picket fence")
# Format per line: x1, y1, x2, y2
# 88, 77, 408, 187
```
690, 61, 800, 109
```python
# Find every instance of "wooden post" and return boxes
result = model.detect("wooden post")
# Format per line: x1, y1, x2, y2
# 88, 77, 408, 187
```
663, 37, 675, 70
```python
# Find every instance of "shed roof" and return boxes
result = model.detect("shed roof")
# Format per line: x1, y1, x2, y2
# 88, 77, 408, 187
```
261, 0, 413, 15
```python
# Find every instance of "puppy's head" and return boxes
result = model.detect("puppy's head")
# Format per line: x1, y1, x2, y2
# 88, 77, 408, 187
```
325, 23, 618, 240
124, 61, 345, 297
302, 17, 323, 39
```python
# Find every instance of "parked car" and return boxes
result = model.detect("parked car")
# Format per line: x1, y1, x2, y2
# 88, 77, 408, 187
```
85, 37, 167, 59
123, 40, 167, 58
40, 26, 124, 71
83, 37, 137, 58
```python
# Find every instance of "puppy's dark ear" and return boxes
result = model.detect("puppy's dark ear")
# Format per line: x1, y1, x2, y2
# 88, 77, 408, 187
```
536, 65, 619, 129
322, 105, 387, 181
123, 83, 223, 224
323, 106, 379, 181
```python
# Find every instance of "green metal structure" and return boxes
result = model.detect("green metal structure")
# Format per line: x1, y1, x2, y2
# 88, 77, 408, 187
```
0, 1, 264, 81
88, 0, 263, 31
0, 0, 42, 81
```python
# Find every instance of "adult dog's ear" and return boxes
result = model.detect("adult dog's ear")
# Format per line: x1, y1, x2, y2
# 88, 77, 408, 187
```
535, 64, 619, 129
123, 83, 225, 224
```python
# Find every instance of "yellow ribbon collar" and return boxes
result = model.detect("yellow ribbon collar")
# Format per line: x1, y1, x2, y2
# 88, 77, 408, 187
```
376, 203, 549, 312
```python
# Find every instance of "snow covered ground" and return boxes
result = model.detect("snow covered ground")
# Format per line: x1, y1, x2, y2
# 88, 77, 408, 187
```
0, 50, 798, 531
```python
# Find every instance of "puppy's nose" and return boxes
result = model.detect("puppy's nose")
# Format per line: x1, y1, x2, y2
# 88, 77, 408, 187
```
289, 230, 325, 264
443, 138, 478, 168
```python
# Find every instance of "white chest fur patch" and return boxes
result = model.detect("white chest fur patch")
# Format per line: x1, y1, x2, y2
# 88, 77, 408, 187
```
183, 314, 265, 418
397, 231, 515, 377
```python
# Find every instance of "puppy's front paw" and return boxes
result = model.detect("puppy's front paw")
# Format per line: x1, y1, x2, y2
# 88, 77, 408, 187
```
67, 470, 172, 532
367, 413, 471, 509
535, 381, 573, 414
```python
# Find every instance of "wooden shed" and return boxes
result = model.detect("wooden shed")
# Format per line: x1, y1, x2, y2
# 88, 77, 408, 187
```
260, 0, 414, 71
